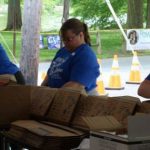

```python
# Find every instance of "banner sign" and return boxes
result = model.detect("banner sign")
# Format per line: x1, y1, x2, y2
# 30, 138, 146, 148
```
47, 35, 60, 50
127, 29, 150, 50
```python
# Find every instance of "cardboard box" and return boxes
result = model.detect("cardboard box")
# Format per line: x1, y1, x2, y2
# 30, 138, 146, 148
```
83, 116, 122, 131
0, 85, 31, 126
90, 114, 150, 150
30, 86, 57, 117
46, 88, 83, 125
137, 100, 150, 113
71, 95, 108, 129
72, 96, 138, 130
0, 85, 58, 126
4, 120, 87, 149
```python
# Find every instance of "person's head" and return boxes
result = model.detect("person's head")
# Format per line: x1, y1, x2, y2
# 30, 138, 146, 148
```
128, 30, 137, 44
129, 30, 137, 39
132, 31, 137, 36
60, 18, 91, 51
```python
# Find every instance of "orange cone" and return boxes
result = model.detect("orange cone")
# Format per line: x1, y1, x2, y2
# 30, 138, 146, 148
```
106, 55, 124, 90
126, 51, 141, 84
96, 59, 108, 95
97, 76, 108, 96
41, 72, 46, 80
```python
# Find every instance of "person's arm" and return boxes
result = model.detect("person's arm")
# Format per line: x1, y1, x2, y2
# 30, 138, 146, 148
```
41, 74, 48, 86
62, 81, 87, 94
62, 81, 85, 89
14, 71, 26, 85
138, 79, 150, 98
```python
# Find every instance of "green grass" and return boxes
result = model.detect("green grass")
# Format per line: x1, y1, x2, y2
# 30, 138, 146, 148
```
0, 32, 21, 60
0, 15, 7, 31
39, 49, 57, 61
0, 31, 59, 62
100, 31, 124, 57
0, 30, 150, 63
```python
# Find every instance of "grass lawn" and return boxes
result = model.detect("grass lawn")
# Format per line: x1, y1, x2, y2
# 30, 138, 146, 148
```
0, 30, 150, 62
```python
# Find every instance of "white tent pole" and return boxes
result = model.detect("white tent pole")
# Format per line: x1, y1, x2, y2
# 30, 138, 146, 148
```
105, 0, 134, 54
0, 33, 18, 64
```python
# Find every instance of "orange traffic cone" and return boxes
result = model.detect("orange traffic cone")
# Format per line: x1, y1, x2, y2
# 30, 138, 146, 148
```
97, 76, 108, 96
96, 59, 108, 95
106, 55, 124, 90
126, 51, 141, 84
41, 72, 46, 80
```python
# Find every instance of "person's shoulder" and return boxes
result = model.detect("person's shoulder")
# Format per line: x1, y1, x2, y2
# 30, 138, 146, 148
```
56, 47, 66, 54
75, 44, 97, 62
146, 74, 150, 80
82, 43, 91, 49
79, 44, 93, 52
81, 44, 96, 56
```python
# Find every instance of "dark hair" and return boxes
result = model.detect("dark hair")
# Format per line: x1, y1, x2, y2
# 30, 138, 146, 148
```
128, 30, 138, 45
60, 18, 91, 46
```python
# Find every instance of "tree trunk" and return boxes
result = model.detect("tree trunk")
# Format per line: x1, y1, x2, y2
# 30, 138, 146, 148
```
6, 0, 22, 30
61, 0, 70, 23
146, 0, 150, 28
61, 0, 70, 47
127, 0, 143, 28
20, 0, 42, 85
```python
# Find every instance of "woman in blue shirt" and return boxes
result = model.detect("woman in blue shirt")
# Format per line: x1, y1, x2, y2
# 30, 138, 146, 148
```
0, 44, 25, 84
41, 18, 100, 95
138, 74, 150, 98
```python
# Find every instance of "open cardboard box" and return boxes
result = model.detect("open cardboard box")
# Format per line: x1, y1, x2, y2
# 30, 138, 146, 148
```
88, 114, 150, 150
83, 116, 123, 132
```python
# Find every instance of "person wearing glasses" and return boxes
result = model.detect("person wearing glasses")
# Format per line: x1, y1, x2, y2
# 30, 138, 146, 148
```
41, 18, 100, 95
0, 43, 25, 85
138, 74, 150, 98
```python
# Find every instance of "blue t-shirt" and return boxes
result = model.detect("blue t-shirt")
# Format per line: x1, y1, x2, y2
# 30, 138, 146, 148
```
146, 74, 150, 80
0, 44, 19, 75
47, 44, 100, 92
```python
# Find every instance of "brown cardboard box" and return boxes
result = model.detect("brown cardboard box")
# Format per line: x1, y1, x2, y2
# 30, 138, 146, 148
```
0, 86, 89, 150
30, 86, 57, 117
46, 88, 83, 125
4, 120, 87, 150
0, 85, 31, 127
137, 100, 150, 113
0, 86, 85, 127
106, 96, 140, 126
71, 95, 108, 129
71, 96, 138, 130
0, 85, 60, 127
83, 116, 122, 131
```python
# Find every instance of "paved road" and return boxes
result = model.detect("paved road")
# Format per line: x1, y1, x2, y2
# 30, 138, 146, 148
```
38, 55, 150, 102
100, 55, 149, 101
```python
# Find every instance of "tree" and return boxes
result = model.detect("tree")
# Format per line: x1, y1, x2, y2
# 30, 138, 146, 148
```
127, 0, 143, 28
71, 0, 126, 29
146, 0, 150, 28
5, 0, 22, 30
20, 0, 42, 85
62, 0, 70, 23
